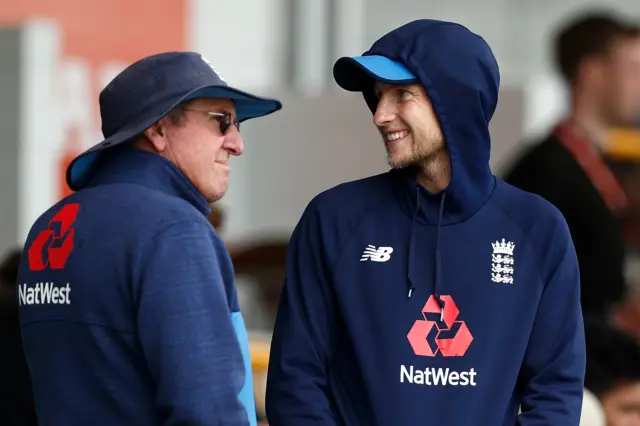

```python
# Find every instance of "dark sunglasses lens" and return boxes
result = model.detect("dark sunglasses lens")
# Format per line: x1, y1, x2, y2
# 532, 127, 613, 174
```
220, 114, 240, 134
217, 114, 231, 133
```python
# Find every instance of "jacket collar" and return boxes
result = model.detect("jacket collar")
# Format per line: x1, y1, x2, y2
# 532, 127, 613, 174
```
392, 167, 495, 225
84, 146, 211, 217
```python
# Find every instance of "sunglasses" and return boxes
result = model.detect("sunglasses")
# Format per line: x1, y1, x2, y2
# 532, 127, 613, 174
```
180, 108, 240, 134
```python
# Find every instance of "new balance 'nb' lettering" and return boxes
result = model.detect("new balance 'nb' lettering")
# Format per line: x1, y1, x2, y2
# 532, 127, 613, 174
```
360, 245, 393, 262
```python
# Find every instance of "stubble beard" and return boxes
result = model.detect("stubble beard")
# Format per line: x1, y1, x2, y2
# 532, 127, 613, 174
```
386, 130, 446, 170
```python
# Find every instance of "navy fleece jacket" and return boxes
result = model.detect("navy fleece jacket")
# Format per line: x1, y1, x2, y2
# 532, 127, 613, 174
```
17, 147, 255, 425
266, 20, 586, 425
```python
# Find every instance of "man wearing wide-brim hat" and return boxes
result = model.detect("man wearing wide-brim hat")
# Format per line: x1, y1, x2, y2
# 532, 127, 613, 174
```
17, 51, 281, 426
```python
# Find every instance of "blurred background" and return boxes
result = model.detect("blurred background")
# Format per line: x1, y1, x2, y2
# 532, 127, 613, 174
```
2, 0, 640, 425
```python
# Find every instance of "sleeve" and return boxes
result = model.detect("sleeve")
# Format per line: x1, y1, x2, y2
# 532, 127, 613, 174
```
517, 214, 586, 425
265, 201, 339, 425
136, 220, 251, 426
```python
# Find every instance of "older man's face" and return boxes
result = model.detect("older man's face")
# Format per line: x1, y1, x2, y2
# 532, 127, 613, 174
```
159, 98, 244, 202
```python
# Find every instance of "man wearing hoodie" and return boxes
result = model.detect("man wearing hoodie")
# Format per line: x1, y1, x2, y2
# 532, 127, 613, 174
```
17, 52, 281, 425
266, 19, 586, 425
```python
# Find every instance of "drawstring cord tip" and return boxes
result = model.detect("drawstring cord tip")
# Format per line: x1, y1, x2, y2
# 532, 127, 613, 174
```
440, 307, 444, 322
408, 287, 414, 298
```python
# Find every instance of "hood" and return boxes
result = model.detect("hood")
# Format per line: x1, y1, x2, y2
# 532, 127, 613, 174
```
335, 19, 500, 224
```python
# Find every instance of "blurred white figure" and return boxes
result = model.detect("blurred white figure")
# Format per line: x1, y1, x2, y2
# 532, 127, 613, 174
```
581, 389, 605, 426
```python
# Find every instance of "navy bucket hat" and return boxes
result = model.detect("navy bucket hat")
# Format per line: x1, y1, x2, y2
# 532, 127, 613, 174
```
66, 51, 282, 191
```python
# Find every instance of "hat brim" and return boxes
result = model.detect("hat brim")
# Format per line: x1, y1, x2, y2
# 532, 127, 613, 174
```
184, 85, 282, 122
66, 84, 282, 191
333, 55, 418, 92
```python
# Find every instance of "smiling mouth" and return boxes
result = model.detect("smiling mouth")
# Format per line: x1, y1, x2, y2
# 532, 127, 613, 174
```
385, 130, 409, 143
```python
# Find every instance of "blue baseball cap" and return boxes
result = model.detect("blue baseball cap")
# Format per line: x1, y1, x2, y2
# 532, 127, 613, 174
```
66, 51, 282, 191
333, 55, 418, 91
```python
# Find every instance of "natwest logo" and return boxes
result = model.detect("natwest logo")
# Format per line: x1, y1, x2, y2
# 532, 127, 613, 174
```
400, 365, 477, 387
28, 203, 80, 271
407, 295, 473, 357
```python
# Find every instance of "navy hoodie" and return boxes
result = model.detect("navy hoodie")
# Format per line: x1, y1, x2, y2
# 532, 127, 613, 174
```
17, 147, 255, 425
266, 20, 586, 425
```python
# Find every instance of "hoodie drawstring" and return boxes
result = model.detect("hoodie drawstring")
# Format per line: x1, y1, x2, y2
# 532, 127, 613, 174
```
435, 192, 446, 317
407, 187, 420, 298
407, 187, 447, 318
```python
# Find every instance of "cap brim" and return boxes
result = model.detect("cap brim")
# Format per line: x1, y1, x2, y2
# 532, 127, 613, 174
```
185, 85, 282, 122
66, 83, 282, 191
333, 55, 418, 92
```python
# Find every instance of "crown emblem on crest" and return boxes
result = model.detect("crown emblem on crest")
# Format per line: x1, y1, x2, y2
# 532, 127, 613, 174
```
492, 238, 515, 255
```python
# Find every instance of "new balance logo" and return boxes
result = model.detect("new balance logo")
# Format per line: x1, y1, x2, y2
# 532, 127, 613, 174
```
360, 245, 393, 262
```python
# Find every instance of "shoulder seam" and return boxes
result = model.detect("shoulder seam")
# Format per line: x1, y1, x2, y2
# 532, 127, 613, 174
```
133, 219, 212, 287
330, 196, 394, 276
